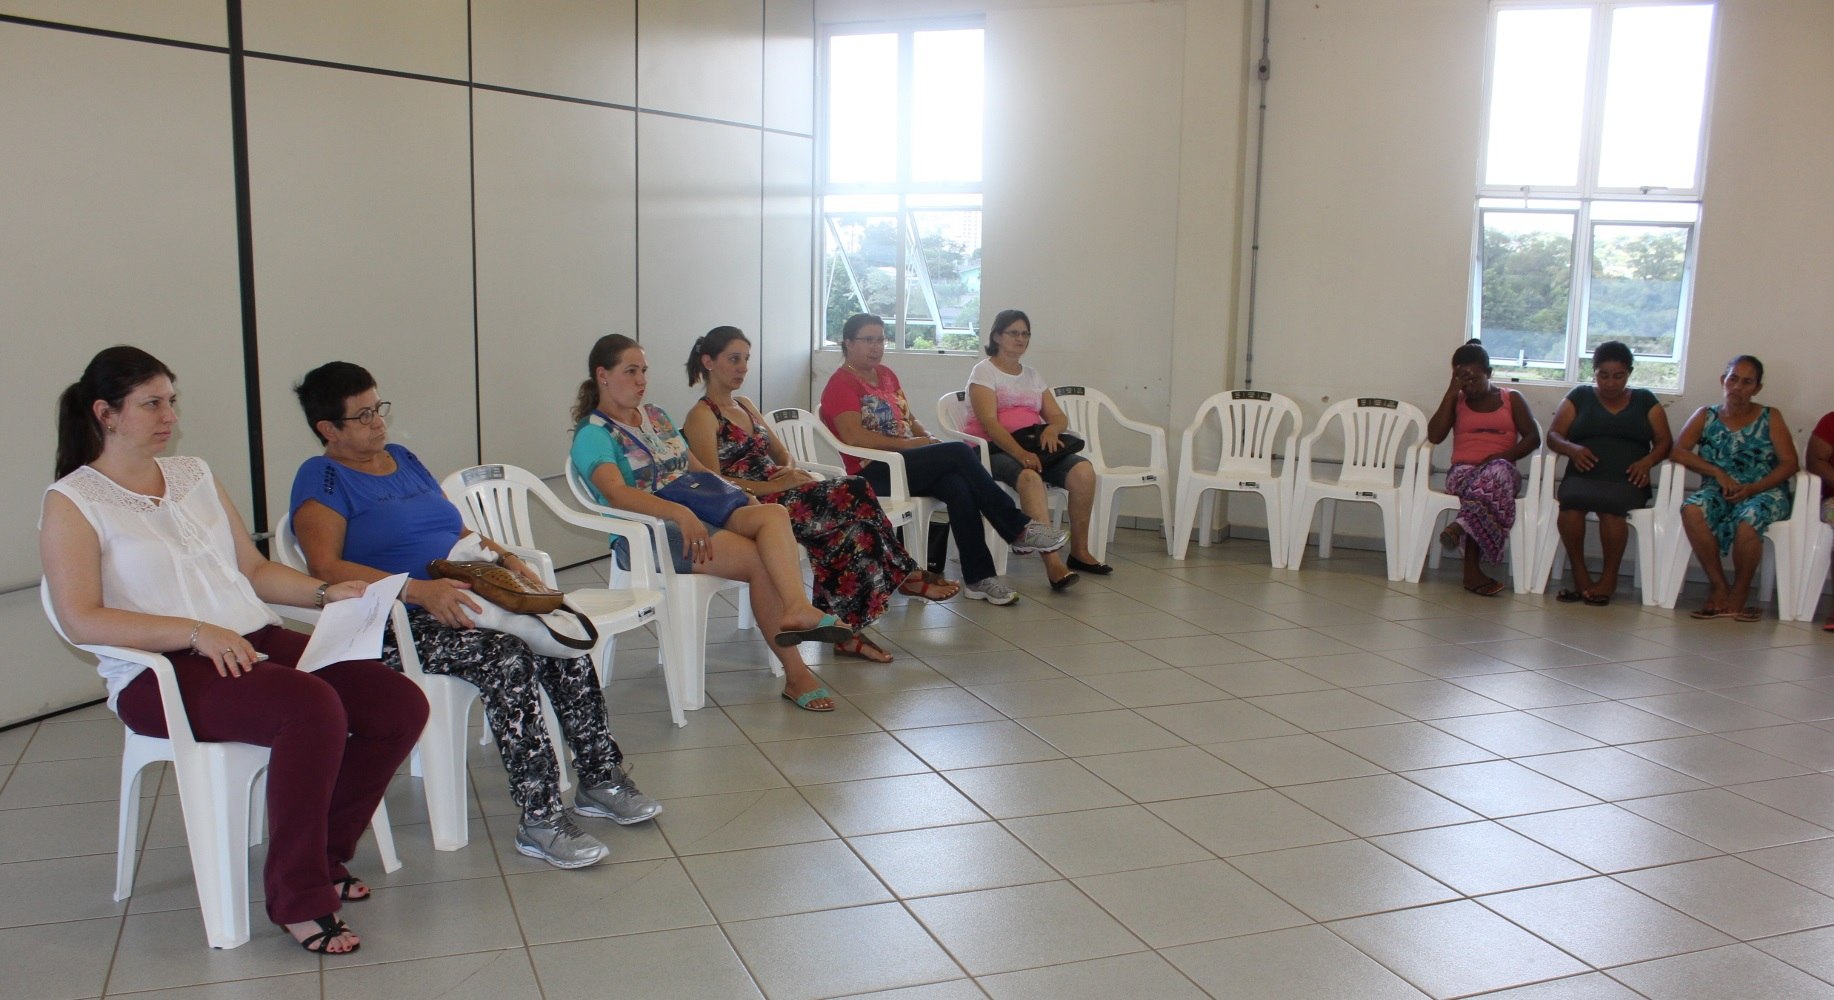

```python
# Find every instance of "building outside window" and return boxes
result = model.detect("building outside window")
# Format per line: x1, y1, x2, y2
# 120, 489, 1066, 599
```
1473, 1, 1716, 391
820, 21, 985, 352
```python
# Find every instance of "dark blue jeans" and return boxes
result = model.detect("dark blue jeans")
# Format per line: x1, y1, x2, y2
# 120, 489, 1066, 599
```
862, 441, 1030, 583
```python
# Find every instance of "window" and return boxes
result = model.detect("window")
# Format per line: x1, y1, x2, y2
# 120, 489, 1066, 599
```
1473, 2, 1715, 390
820, 22, 984, 352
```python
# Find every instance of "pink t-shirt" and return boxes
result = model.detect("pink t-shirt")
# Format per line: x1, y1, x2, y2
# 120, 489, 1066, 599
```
1451, 389, 1521, 465
821, 365, 912, 475
962, 359, 1049, 438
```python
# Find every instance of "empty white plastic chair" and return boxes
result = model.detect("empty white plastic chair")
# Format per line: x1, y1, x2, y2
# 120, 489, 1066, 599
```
1287, 396, 1429, 581
1527, 456, 1680, 605
1795, 513, 1832, 622
1402, 419, 1544, 592
1171, 389, 1301, 567
1050, 385, 1171, 563
42, 583, 399, 950
565, 461, 754, 725
272, 514, 471, 850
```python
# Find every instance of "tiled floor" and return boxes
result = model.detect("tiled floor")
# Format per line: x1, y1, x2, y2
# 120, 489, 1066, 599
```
5, 529, 1834, 999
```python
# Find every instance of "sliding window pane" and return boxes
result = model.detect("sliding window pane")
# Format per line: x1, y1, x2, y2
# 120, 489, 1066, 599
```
822, 213, 899, 344
827, 34, 897, 184
1484, 7, 1592, 188
1596, 4, 1714, 190
1481, 210, 1575, 374
912, 30, 983, 183
908, 209, 983, 351
1585, 223, 1688, 361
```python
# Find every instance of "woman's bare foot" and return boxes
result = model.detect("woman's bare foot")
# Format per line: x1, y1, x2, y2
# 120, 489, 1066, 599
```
835, 634, 894, 663
284, 916, 359, 954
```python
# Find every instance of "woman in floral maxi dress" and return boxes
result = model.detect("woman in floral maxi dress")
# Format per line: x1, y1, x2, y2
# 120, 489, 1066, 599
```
683, 327, 960, 662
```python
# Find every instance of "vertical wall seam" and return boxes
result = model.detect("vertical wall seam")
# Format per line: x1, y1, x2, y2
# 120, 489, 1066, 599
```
467, 0, 482, 464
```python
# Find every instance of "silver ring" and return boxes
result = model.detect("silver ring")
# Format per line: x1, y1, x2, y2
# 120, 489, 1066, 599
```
223, 648, 235, 656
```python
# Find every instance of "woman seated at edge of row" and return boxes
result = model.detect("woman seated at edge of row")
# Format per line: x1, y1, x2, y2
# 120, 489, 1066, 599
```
1544, 340, 1673, 605
1671, 355, 1798, 621
1810, 408, 1834, 632
821, 313, 1069, 606
964, 309, 1111, 591
1425, 339, 1541, 596
290, 361, 660, 873
682, 326, 962, 664
41, 347, 428, 955
568, 334, 849, 711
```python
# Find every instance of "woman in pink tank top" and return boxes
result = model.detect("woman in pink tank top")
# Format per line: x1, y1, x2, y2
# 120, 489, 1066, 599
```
1425, 340, 1541, 595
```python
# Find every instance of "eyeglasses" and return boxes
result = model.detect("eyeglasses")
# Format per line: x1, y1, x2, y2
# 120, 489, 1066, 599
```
850, 336, 886, 346
329, 401, 391, 426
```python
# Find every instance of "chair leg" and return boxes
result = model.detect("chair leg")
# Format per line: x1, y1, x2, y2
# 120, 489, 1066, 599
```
1264, 489, 1287, 569
1170, 486, 1198, 560
369, 802, 402, 874
181, 754, 256, 949
1155, 482, 1174, 558
1288, 495, 1316, 570
1318, 499, 1337, 560
1197, 491, 1217, 547
417, 681, 474, 851
1089, 483, 1114, 565
115, 756, 155, 902
734, 585, 755, 630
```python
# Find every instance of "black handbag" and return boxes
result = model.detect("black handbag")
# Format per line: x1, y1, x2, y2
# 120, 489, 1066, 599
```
1009, 424, 1085, 461
656, 471, 749, 527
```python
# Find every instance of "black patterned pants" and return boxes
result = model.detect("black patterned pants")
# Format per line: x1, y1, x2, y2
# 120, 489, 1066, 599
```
384, 607, 624, 822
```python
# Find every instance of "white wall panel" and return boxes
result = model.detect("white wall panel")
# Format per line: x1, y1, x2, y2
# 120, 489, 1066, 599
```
636, 116, 763, 420
0, 592, 104, 729
980, 3, 1184, 482
243, 0, 467, 79
0, 0, 223, 44
472, 0, 636, 105
245, 60, 476, 517
474, 91, 636, 478
637, 0, 763, 124
764, 0, 815, 135
0, 25, 245, 589
760, 134, 815, 411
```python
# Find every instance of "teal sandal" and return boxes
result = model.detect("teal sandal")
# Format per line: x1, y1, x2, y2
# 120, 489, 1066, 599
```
781, 687, 835, 712
773, 613, 852, 647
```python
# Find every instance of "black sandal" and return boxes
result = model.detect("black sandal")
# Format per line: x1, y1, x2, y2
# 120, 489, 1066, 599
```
334, 876, 369, 902
290, 915, 358, 954
1065, 555, 1113, 575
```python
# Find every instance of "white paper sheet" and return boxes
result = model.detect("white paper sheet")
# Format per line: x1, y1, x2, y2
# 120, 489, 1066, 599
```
296, 573, 409, 673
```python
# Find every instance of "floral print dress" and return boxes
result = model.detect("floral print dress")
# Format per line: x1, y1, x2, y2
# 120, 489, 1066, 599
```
1683, 406, 1793, 553
703, 399, 917, 629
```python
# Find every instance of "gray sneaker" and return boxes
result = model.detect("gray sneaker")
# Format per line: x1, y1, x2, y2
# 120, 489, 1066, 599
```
515, 811, 609, 869
575, 766, 664, 825
1010, 521, 1068, 555
963, 577, 1019, 605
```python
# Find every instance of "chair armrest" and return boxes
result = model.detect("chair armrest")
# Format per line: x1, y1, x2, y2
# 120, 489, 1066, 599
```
501, 543, 557, 588
935, 426, 993, 470
813, 426, 914, 500
82, 642, 197, 746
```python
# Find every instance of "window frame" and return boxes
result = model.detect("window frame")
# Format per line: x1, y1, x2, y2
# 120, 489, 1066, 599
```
817, 17, 986, 354
1469, 0, 1718, 391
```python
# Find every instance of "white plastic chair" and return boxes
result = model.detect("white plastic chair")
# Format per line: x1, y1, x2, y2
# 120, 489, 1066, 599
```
1401, 418, 1544, 593
1171, 389, 1301, 567
565, 460, 755, 726
1287, 396, 1429, 581
272, 514, 472, 850
1650, 469, 1812, 617
1795, 513, 1832, 622
768, 406, 926, 535
934, 390, 1054, 577
1527, 457, 1680, 605
440, 465, 666, 688
1050, 385, 1171, 563
42, 583, 399, 949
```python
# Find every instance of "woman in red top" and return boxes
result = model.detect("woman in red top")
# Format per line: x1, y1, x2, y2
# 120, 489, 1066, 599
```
1808, 410, 1834, 631
1425, 340, 1541, 596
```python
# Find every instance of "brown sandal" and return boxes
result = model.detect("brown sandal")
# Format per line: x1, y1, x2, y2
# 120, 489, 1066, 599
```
898, 570, 961, 602
835, 635, 894, 663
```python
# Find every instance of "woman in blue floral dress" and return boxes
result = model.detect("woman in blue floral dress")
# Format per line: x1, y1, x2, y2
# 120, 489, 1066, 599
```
1672, 356, 1799, 621
683, 328, 960, 662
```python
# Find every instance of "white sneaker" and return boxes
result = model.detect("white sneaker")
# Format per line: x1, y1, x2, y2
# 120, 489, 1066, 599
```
964, 577, 1019, 605
1010, 521, 1068, 555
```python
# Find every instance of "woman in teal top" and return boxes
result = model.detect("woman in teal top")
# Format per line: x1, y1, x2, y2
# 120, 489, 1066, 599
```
1672, 356, 1798, 621
569, 334, 848, 712
1544, 341, 1673, 604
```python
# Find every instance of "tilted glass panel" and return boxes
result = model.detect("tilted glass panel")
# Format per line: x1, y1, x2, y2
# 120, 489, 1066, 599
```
1484, 7, 1592, 188
827, 34, 898, 184
1596, 4, 1715, 190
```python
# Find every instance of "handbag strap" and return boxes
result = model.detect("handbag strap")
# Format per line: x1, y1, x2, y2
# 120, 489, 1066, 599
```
536, 605, 599, 651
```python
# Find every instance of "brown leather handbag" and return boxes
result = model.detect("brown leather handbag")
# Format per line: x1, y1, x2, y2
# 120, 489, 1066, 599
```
427, 559, 565, 614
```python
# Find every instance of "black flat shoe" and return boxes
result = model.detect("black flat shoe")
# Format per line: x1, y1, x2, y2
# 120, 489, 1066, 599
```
1065, 556, 1113, 575
1049, 571, 1080, 592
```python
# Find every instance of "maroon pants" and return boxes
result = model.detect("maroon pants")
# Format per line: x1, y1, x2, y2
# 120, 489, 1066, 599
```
115, 625, 428, 925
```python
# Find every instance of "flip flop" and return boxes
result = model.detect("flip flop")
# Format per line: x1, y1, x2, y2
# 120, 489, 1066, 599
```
774, 613, 852, 647
781, 686, 835, 712
834, 635, 894, 663
1689, 606, 1728, 620
1465, 579, 1505, 597
1823, 618, 1834, 633
1556, 589, 1585, 604
1734, 606, 1762, 622
1583, 592, 1612, 607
